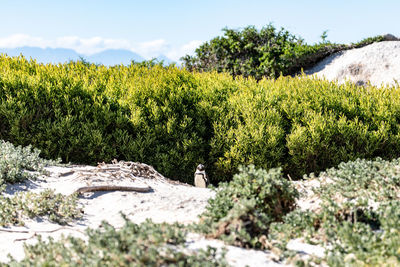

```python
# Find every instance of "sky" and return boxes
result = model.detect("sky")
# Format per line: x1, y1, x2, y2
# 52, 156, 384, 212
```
0, 0, 399, 61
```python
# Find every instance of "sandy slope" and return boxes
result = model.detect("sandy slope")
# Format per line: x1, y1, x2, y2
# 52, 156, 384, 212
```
0, 162, 289, 266
307, 41, 400, 87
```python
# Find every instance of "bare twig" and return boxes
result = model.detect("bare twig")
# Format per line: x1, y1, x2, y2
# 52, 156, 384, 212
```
0, 226, 86, 242
0, 228, 29, 233
0, 226, 85, 235
14, 233, 37, 242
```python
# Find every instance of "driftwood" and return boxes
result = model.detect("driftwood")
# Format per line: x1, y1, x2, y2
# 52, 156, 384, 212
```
75, 185, 152, 195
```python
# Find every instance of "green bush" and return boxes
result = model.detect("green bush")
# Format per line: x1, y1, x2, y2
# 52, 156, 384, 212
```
196, 165, 298, 249
2, 55, 400, 183
181, 24, 385, 80
0, 57, 213, 183
182, 24, 310, 80
211, 76, 400, 179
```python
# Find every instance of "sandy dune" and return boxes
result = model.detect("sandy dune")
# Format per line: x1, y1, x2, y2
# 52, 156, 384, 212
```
307, 41, 400, 87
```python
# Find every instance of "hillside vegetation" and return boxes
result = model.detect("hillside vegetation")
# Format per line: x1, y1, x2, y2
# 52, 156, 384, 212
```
182, 24, 385, 80
1, 26, 400, 265
1, 55, 400, 183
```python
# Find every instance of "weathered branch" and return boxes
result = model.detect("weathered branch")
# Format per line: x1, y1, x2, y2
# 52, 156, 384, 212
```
75, 185, 152, 195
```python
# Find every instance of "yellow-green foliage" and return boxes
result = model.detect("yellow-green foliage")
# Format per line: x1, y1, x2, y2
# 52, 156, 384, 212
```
1, 54, 400, 183
210, 76, 400, 179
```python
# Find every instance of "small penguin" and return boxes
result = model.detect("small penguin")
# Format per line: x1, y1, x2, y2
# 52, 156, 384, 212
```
194, 164, 208, 188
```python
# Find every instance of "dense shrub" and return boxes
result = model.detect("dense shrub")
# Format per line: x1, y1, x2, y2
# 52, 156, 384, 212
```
0, 56, 214, 183
196, 165, 298, 249
2, 55, 400, 183
181, 24, 385, 80
211, 76, 400, 180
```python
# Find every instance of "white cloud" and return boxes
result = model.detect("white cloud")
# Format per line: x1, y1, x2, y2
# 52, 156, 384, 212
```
166, 40, 203, 61
133, 39, 170, 59
0, 34, 203, 61
53, 36, 132, 55
0, 34, 48, 49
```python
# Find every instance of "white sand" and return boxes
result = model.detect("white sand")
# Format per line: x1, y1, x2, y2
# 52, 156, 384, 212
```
307, 41, 400, 87
0, 162, 290, 266
0, 163, 212, 261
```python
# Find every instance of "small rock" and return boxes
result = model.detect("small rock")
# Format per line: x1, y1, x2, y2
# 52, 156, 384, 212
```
287, 239, 325, 258
382, 34, 399, 41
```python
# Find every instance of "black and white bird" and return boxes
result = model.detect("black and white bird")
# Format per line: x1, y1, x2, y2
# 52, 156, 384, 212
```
194, 164, 208, 188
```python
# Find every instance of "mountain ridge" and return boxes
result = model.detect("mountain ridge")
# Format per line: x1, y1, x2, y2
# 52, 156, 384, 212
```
0, 46, 173, 66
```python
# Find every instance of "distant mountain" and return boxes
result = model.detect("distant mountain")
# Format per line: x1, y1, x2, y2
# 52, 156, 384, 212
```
155, 54, 174, 65
85, 49, 144, 65
0, 47, 174, 66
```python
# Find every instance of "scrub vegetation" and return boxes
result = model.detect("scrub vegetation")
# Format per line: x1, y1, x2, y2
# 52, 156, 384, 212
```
1, 49, 399, 184
1, 25, 398, 266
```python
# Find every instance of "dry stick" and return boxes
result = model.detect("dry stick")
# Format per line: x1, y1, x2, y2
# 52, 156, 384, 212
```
0, 226, 85, 234
75, 185, 152, 195
0, 227, 86, 242
14, 227, 86, 242
14, 234, 37, 242
0, 228, 30, 233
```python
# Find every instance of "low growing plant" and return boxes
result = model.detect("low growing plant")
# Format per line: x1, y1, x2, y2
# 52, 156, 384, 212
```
0, 189, 82, 226
268, 157, 400, 266
6, 218, 228, 266
196, 165, 298, 249
0, 140, 61, 185
0, 140, 78, 226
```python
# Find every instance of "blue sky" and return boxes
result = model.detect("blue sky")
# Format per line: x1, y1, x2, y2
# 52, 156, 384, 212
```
0, 0, 399, 60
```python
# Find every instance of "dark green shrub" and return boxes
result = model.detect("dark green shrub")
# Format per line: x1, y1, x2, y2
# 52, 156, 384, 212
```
182, 24, 308, 80
182, 24, 386, 80
0, 57, 215, 183
196, 165, 298, 249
